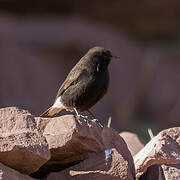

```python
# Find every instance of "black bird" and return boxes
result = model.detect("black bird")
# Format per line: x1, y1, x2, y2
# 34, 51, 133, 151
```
40, 46, 119, 118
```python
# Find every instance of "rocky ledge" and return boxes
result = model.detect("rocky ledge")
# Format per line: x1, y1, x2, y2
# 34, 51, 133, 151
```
0, 107, 179, 180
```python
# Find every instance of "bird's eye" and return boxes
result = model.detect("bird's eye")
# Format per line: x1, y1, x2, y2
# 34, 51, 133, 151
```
103, 51, 111, 57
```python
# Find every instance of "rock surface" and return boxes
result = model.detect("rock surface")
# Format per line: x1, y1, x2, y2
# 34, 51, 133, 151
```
0, 107, 51, 174
101, 128, 135, 178
34, 115, 104, 176
138, 164, 163, 180
134, 127, 180, 178
120, 131, 146, 156
161, 164, 180, 180
33, 115, 135, 179
0, 107, 180, 180
0, 162, 36, 180
45, 149, 134, 180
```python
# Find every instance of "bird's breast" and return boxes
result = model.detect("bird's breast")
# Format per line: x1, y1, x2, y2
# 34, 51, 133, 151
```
61, 69, 109, 111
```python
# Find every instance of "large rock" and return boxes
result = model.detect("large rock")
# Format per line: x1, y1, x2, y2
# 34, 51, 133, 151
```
0, 107, 51, 174
134, 127, 180, 178
120, 131, 162, 180
161, 164, 180, 180
138, 164, 163, 180
45, 149, 134, 180
101, 128, 135, 178
120, 131, 146, 156
139, 164, 180, 180
0, 162, 36, 180
34, 115, 104, 176
33, 115, 135, 179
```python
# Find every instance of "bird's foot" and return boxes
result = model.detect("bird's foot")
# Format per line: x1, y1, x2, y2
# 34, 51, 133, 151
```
74, 108, 88, 120
76, 114, 88, 120
76, 114, 92, 126
91, 119, 104, 128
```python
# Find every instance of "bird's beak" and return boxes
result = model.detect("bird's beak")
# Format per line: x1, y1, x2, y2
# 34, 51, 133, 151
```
111, 55, 120, 59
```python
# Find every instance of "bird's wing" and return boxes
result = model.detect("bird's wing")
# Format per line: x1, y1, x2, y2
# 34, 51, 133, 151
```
55, 66, 88, 99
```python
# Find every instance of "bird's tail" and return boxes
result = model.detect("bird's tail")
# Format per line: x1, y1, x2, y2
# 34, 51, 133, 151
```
40, 107, 64, 118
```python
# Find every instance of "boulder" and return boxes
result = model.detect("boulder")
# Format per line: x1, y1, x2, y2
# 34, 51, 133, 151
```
34, 115, 104, 176
33, 115, 135, 179
161, 164, 180, 180
134, 127, 180, 178
45, 149, 134, 180
102, 128, 135, 178
120, 131, 146, 156
0, 162, 36, 180
139, 164, 180, 180
0, 107, 51, 174
138, 164, 163, 180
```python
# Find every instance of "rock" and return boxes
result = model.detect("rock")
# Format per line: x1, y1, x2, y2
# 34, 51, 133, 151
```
0, 162, 36, 180
139, 164, 163, 180
34, 115, 104, 177
119, 132, 162, 180
134, 127, 180, 178
102, 128, 135, 178
161, 164, 180, 180
45, 149, 134, 180
33, 115, 135, 179
120, 131, 146, 156
0, 107, 51, 174
139, 164, 180, 180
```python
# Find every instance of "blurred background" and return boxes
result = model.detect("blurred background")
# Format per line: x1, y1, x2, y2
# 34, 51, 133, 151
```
1, 0, 180, 140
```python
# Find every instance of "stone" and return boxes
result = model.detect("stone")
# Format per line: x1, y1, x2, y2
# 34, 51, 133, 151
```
102, 128, 135, 178
0, 107, 51, 174
140, 164, 180, 180
0, 162, 36, 180
35, 115, 104, 176
120, 131, 146, 156
139, 164, 163, 180
45, 149, 134, 180
161, 164, 180, 180
33, 115, 135, 179
134, 127, 180, 178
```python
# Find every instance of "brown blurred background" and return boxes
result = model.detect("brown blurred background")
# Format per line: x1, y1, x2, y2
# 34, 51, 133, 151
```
1, 0, 180, 140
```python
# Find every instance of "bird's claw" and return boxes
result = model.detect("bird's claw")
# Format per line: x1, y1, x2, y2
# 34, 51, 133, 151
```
75, 114, 103, 128
91, 119, 104, 128
76, 114, 88, 119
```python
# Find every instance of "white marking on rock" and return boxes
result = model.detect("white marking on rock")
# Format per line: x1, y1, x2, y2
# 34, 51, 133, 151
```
105, 148, 112, 165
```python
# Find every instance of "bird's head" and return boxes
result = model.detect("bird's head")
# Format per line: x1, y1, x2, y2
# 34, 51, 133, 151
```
86, 46, 120, 70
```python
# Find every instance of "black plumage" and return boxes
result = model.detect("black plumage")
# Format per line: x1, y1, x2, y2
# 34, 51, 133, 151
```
40, 46, 115, 118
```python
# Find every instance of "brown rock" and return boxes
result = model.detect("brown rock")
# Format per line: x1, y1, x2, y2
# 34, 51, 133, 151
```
102, 128, 135, 178
0, 162, 36, 180
139, 164, 163, 180
0, 107, 51, 174
119, 132, 162, 180
120, 131, 146, 156
33, 115, 135, 179
161, 164, 180, 180
140, 164, 180, 180
35, 115, 104, 175
45, 149, 134, 180
134, 127, 180, 178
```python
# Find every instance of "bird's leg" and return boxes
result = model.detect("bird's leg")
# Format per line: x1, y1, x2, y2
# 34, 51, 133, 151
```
74, 107, 80, 116
87, 110, 104, 128
73, 108, 88, 120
